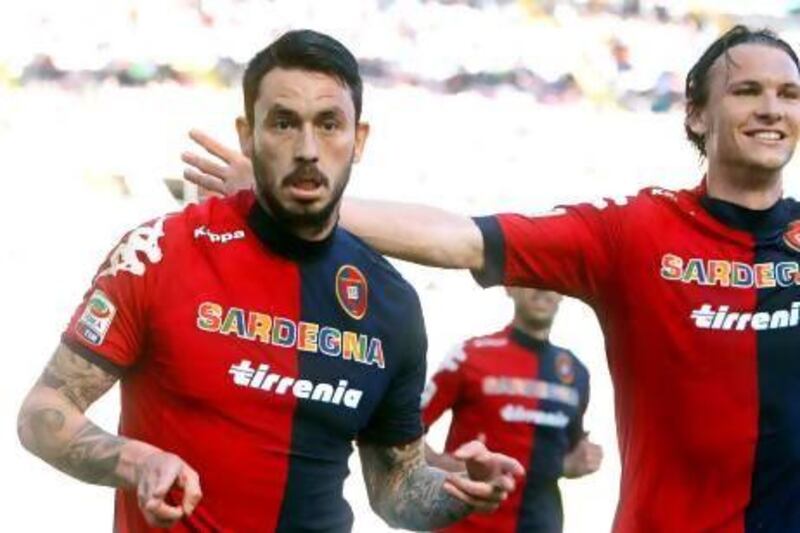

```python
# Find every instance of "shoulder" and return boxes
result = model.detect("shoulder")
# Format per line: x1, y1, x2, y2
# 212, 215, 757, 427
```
551, 345, 590, 384
464, 329, 511, 352
99, 193, 248, 279
335, 227, 421, 305
783, 195, 800, 216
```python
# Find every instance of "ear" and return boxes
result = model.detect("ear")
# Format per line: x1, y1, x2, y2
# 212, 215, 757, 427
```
686, 104, 708, 139
236, 116, 254, 159
353, 122, 370, 163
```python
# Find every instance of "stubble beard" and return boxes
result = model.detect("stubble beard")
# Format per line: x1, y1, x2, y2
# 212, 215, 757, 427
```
252, 151, 351, 237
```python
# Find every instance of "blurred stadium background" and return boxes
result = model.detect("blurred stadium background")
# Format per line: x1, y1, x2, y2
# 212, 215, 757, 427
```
3, 0, 800, 531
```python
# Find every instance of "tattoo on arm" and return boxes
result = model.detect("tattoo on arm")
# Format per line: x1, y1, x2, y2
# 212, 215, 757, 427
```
360, 439, 472, 530
19, 344, 128, 487
38, 346, 118, 411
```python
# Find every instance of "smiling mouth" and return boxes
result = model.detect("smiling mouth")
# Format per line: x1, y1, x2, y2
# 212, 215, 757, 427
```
744, 130, 787, 141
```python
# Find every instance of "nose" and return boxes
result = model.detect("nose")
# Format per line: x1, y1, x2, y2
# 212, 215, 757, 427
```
294, 124, 319, 163
755, 91, 783, 123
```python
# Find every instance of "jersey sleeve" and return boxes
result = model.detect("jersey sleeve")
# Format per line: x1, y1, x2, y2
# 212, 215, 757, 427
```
61, 217, 167, 372
567, 362, 590, 450
358, 292, 428, 447
472, 200, 624, 303
420, 343, 468, 430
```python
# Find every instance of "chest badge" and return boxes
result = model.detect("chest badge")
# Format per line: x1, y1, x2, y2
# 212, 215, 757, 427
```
555, 352, 575, 385
336, 265, 368, 320
784, 220, 800, 253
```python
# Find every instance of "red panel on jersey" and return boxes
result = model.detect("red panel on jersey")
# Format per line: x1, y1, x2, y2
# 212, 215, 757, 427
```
474, 185, 765, 532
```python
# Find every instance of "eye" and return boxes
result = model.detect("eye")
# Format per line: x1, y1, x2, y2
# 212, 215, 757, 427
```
274, 118, 292, 130
320, 119, 339, 132
732, 86, 758, 96
781, 87, 800, 100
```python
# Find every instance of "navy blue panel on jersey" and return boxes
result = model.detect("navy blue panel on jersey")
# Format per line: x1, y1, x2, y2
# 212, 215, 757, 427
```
275, 223, 427, 533
701, 197, 800, 532
512, 331, 589, 533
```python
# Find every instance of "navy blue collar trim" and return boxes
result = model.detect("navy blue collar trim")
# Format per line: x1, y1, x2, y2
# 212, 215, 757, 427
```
509, 327, 551, 354
246, 201, 335, 260
700, 195, 790, 237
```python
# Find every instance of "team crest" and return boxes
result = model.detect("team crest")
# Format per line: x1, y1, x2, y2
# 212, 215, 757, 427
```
784, 220, 800, 253
75, 289, 117, 345
555, 352, 575, 385
336, 265, 368, 320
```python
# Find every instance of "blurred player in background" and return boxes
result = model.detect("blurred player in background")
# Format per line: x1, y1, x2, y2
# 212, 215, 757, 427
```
183, 25, 800, 532
17, 29, 523, 532
422, 287, 602, 533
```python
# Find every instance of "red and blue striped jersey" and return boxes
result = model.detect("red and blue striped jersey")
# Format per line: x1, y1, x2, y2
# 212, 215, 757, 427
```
474, 183, 800, 532
422, 327, 588, 533
62, 190, 427, 532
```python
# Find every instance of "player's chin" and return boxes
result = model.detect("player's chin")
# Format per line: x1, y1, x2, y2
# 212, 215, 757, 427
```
743, 147, 794, 171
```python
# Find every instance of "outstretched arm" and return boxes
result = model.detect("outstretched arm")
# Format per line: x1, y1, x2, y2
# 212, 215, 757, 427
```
182, 129, 485, 269
359, 437, 523, 530
18, 344, 202, 528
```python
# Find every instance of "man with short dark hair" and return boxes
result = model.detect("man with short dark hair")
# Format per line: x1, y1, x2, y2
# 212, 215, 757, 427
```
17, 29, 523, 532
183, 25, 800, 531
423, 288, 602, 533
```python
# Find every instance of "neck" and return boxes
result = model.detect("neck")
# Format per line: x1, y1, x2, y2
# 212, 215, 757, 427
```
705, 160, 783, 210
511, 316, 550, 341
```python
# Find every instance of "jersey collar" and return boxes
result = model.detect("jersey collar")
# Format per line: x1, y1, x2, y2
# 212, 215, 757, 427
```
509, 326, 551, 354
246, 193, 336, 260
700, 194, 791, 239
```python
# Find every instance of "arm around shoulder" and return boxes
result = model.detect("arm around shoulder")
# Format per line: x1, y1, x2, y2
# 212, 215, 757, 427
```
340, 198, 485, 270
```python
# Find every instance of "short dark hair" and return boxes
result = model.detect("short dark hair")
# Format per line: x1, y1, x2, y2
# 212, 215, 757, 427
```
243, 29, 363, 126
685, 25, 800, 156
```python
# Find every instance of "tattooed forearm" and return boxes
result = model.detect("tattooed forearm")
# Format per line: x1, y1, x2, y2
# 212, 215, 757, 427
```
18, 343, 130, 487
57, 419, 129, 485
24, 407, 129, 486
37, 346, 118, 411
360, 440, 472, 530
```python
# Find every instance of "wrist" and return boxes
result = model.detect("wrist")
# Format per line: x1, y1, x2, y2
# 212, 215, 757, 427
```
118, 440, 162, 489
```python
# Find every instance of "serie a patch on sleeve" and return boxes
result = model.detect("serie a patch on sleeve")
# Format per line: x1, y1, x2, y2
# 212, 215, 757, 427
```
75, 289, 117, 345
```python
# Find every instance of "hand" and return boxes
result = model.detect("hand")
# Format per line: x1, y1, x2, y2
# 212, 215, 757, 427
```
562, 437, 603, 478
181, 129, 254, 197
135, 451, 202, 528
443, 440, 525, 514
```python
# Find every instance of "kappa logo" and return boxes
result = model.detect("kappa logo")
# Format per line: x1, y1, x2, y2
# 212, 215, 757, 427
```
194, 225, 245, 244
97, 217, 166, 279
785, 220, 800, 253
336, 265, 368, 320
75, 289, 117, 345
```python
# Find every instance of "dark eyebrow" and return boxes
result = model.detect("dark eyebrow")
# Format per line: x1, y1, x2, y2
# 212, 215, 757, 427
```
728, 79, 761, 89
316, 107, 346, 120
269, 103, 299, 115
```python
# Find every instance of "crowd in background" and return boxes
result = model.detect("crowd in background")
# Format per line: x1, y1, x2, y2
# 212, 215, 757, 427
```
4, 0, 800, 111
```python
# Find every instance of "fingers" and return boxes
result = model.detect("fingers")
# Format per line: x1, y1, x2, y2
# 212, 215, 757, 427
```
189, 129, 237, 162
447, 472, 515, 500
452, 439, 488, 461
178, 466, 203, 516
455, 440, 525, 479
443, 480, 500, 513
183, 168, 227, 195
443, 475, 507, 514
144, 498, 184, 528
181, 151, 231, 181
496, 455, 525, 477
136, 453, 188, 528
